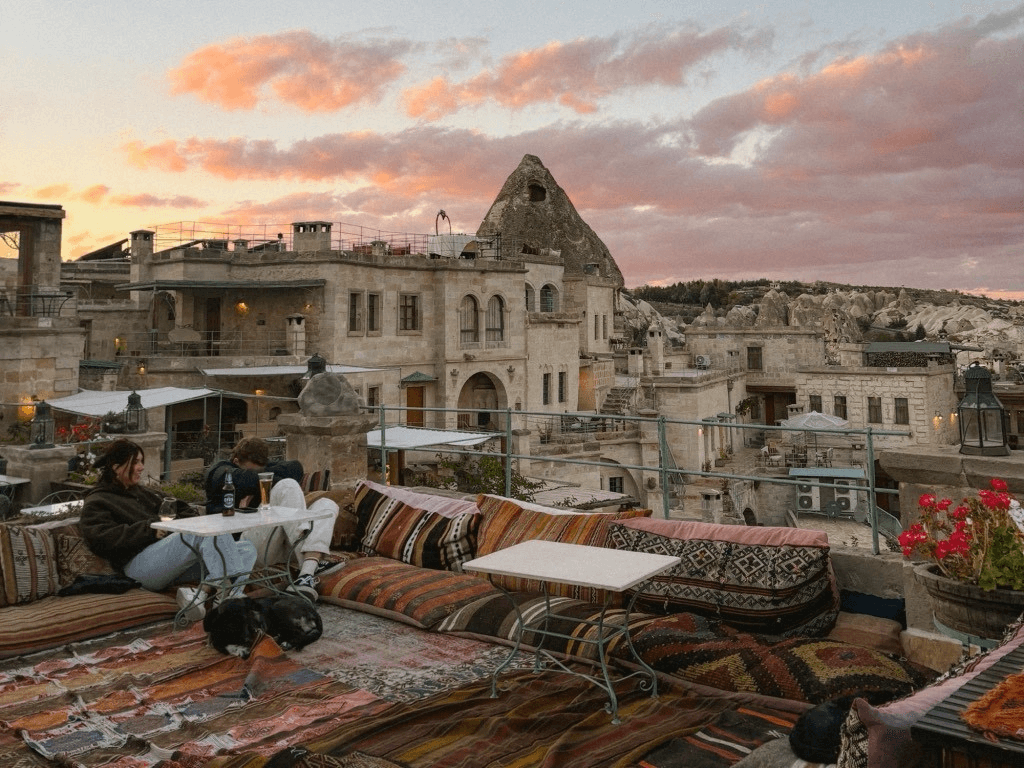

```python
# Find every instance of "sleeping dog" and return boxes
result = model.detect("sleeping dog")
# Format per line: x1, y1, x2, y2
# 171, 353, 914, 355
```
203, 594, 323, 658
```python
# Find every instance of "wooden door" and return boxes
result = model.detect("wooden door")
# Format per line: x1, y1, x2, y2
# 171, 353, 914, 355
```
406, 386, 425, 427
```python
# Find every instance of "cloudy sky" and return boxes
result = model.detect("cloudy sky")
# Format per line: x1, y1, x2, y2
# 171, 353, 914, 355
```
3, 1, 1022, 296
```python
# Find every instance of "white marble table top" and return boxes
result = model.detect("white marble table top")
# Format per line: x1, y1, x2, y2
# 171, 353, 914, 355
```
151, 505, 334, 537
463, 539, 680, 593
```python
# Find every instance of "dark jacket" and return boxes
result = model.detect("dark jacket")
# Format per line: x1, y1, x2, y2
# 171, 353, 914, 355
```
204, 458, 304, 515
79, 482, 197, 570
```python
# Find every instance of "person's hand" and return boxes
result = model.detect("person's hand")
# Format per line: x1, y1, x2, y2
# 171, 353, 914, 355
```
239, 494, 255, 507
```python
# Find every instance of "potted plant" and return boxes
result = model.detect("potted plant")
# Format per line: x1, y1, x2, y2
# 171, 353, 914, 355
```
899, 478, 1024, 641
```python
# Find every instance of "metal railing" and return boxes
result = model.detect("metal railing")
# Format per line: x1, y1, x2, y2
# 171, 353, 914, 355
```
0, 287, 74, 318
114, 330, 293, 358
369, 403, 911, 555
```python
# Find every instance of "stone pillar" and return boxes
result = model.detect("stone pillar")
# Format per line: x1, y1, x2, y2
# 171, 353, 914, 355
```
277, 410, 377, 507
627, 347, 643, 377
2, 443, 77, 506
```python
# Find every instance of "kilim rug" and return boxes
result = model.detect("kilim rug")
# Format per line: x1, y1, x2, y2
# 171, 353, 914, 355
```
0, 605, 533, 768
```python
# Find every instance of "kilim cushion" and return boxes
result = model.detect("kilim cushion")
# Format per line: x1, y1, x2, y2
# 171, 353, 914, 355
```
608, 517, 839, 637
0, 524, 61, 607
474, 494, 651, 602
622, 613, 937, 705
0, 590, 177, 659
54, 532, 118, 587
361, 501, 479, 572
318, 556, 501, 630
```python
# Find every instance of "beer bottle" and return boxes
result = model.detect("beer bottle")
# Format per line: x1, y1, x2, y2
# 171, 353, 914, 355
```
222, 471, 236, 516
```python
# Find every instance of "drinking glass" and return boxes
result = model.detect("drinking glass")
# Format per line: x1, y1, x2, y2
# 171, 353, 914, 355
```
159, 496, 177, 522
258, 472, 274, 511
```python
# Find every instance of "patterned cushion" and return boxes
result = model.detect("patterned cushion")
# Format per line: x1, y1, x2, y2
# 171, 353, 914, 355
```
474, 494, 651, 602
0, 590, 178, 659
608, 518, 839, 636
0, 524, 61, 607
361, 501, 479, 572
318, 556, 501, 629
54, 532, 118, 586
300, 469, 332, 493
622, 614, 937, 705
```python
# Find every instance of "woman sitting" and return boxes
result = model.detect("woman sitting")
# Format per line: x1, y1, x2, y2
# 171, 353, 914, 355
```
79, 438, 257, 622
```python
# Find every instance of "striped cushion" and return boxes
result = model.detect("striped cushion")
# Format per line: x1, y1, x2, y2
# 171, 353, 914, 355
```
318, 556, 500, 630
361, 502, 479, 572
474, 494, 651, 601
0, 590, 178, 659
300, 469, 331, 493
0, 525, 60, 607
608, 519, 839, 637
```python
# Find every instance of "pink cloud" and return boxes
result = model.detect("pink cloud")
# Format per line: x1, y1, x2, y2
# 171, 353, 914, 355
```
169, 31, 414, 112
109, 193, 207, 208
403, 23, 770, 119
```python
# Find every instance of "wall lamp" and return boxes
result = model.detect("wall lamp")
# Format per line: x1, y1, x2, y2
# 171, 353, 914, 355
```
450, 368, 459, 378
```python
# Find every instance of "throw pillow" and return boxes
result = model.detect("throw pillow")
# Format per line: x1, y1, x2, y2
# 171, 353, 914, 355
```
0, 524, 61, 606
54, 531, 117, 586
361, 501, 479, 572
608, 518, 839, 637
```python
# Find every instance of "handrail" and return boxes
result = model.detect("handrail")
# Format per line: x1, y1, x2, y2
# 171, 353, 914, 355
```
367, 403, 911, 555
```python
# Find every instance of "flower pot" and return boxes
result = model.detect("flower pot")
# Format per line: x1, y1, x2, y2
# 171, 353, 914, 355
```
914, 562, 1024, 642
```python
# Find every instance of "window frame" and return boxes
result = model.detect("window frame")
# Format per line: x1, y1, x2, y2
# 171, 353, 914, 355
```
558, 371, 567, 403
746, 346, 763, 371
348, 291, 364, 335
867, 396, 883, 424
459, 294, 480, 345
398, 293, 422, 333
366, 292, 382, 334
485, 295, 505, 344
542, 372, 551, 405
809, 394, 822, 413
894, 397, 910, 425
834, 395, 848, 420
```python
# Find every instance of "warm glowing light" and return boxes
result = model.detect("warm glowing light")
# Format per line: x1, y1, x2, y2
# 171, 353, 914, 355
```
254, 389, 265, 396
18, 398, 35, 422
235, 301, 249, 316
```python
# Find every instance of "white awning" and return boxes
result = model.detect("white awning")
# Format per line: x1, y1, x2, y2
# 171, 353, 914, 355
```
199, 364, 382, 377
367, 426, 496, 450
47, 387, 218, 417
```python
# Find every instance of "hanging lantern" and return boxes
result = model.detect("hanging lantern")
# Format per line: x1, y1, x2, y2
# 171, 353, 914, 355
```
306, 353, 327, 377
957, 362, 1009, 456
125, 390, 147, 434
30, 401, 55, 449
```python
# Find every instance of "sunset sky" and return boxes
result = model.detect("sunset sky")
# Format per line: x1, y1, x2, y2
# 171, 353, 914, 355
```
3, 1, 1022, 295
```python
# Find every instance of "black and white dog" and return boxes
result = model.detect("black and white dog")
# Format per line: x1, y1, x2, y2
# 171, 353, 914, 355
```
203, 594, 323, 658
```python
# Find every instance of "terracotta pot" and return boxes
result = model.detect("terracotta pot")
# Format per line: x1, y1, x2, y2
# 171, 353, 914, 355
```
914, 562, 1024, 642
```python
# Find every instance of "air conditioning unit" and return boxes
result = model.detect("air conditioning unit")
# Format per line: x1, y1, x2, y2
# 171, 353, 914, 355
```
833, 480, 853, 512
695, 355, 711, 370
797, 482, 820, 511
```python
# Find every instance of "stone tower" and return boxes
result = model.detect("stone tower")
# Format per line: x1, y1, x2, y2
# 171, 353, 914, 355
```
476, 155, 624, 287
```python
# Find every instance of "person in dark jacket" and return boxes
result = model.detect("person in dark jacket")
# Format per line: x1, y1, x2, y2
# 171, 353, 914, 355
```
80, 438, 257, 622
205, 437, 338, 602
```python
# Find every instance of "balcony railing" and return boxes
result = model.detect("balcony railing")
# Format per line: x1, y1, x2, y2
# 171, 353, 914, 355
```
115, 330, 294, 358
0, 287, 74, 318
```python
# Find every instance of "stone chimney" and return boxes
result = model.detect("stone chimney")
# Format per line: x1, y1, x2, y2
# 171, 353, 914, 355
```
292, 222, 332, 252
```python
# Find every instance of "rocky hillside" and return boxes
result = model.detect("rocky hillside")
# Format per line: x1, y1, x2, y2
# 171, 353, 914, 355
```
624, 282, 1024, 363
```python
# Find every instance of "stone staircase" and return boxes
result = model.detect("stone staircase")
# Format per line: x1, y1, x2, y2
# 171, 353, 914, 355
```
600, 386, 636, 415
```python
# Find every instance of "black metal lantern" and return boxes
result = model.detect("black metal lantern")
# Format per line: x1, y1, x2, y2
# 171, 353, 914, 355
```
30, 400, 55, 449
125, 390, 146, 433
957, 362, 1009, 456
307, 353, 327, 377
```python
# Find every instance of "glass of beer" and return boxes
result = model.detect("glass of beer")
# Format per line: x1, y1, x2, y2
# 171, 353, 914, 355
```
258, 472, 274, 511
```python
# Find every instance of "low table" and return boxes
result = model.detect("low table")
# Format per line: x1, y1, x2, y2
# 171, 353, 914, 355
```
463, 539, 681, 723
152, 505, 335, 625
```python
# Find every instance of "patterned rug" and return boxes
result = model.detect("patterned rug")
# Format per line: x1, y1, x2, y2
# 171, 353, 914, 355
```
0, 605, 531, 768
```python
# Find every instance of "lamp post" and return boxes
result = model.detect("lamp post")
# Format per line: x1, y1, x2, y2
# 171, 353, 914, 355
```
957, 362, 1009, 456
125, 390, 146, 433
30, 401, 55, 449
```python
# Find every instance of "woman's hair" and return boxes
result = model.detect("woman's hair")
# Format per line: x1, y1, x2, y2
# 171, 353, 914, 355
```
231, 437, 269, 467
94, 438, 145, 486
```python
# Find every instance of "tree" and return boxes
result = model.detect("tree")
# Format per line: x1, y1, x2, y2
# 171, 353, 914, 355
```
914, 323, 927, 340
424, 452, 543, 500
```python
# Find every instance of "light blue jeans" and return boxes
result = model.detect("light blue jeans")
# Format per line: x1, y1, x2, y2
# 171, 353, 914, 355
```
123, 532, 257, 592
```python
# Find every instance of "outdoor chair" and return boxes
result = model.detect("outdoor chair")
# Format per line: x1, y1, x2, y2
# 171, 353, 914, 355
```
761, 445, 784, 467
35, 489, 85, 505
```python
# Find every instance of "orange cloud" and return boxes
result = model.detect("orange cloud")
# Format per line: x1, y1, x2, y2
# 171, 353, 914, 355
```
33, 184, 70, 199
79, 185, 110, 203
169, 31, 413, 112
402, 23, 768, 120
124, 139, 189, 172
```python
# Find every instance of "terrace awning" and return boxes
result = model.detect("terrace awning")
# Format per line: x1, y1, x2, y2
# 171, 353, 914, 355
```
115, 279, 326, 291
199, 364, 382, 377
47, 387, 217, 417
367, 426, 496, 450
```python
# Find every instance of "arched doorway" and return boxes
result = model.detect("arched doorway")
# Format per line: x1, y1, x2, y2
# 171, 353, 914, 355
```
456, 372, 505, 431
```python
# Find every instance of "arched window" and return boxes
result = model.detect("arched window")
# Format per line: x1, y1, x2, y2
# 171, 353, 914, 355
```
540, 284, 558, 312
486, 295, 505, 342
460, 295, 479, 344
525, 284, 535, 312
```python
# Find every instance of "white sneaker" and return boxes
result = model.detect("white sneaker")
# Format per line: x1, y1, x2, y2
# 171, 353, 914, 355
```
176, 586, 209, 622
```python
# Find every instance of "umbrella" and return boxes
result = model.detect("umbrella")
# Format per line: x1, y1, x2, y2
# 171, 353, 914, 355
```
779, 410, 850, 450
